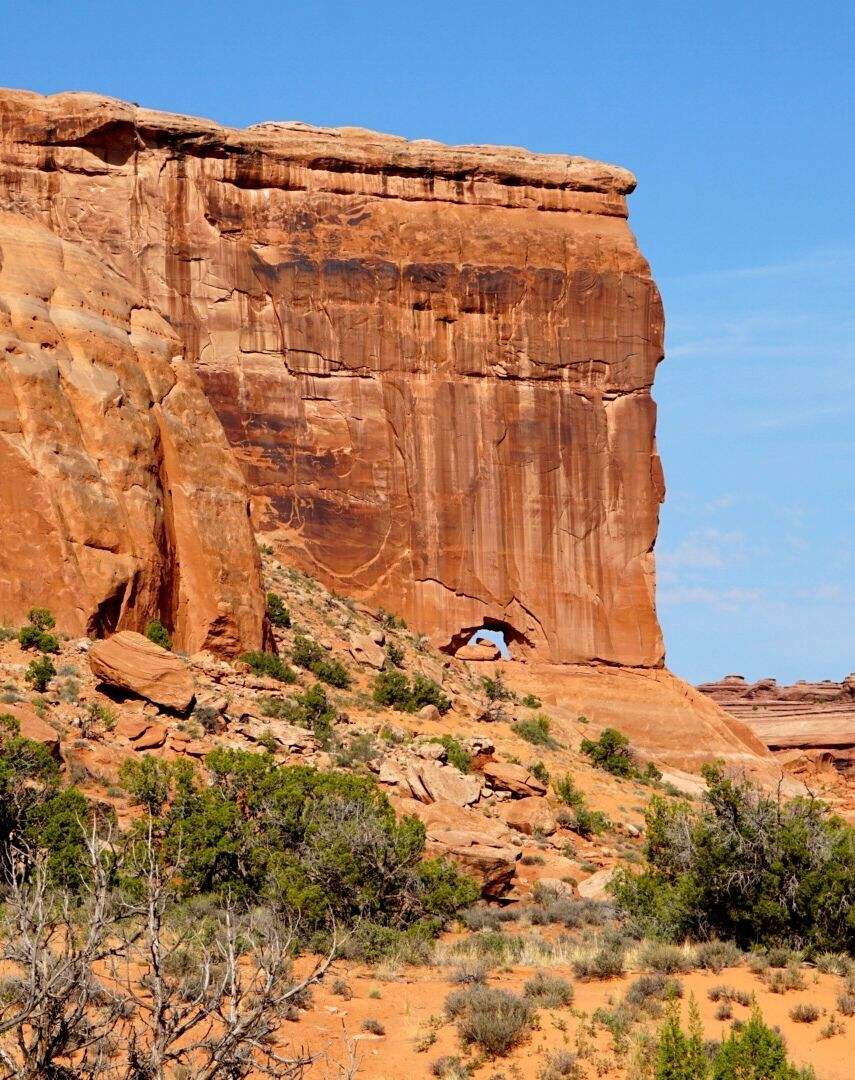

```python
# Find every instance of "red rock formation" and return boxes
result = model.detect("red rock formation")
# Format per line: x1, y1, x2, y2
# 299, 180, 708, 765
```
699, 674, 855, 752
0, 89, 665, 667
0, 208, 266, 655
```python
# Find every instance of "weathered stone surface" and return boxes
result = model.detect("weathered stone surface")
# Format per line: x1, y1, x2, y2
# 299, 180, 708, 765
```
500, 796, 557, 836
393, 797, 518, 897
131, 723, 168, 750
0, 206, 266, 656
348, 631, 386, 670
577, 867, 615, 900
2, 702, 60, 756
405, 760, 483, 806
482, 760, 547, 797
0, 89, 665, 668
89, 631, 195, 711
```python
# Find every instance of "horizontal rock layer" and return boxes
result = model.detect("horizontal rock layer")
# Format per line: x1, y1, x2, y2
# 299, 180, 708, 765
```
0, 89, 665, 666
698, 675, 855, 751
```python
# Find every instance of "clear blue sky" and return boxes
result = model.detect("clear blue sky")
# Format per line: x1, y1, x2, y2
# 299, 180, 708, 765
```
2, 1, 852, 684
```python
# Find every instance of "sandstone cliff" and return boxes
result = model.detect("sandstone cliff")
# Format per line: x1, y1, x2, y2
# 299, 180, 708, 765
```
0, 89, 665, 666
0, 210, 266, 655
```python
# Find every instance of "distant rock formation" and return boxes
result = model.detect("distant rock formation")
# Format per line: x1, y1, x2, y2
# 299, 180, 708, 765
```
698, 674, 855, 754
0, 88, 665, 666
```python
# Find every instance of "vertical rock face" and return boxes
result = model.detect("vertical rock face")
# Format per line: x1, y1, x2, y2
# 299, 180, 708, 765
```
0, 211, 266, 654
0, 89, 665, 665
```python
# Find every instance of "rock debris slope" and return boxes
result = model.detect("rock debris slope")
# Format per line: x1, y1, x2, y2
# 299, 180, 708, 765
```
0, 88, 665, 665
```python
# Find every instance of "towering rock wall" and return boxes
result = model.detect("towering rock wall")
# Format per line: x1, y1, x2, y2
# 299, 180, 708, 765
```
0, 89, 665, 665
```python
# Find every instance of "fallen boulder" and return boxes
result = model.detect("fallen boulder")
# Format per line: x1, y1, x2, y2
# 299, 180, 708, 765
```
89, 631, 195, 712
482, 760, 547, 797
348, 632, 386, 670
1, 703, 61, 757
500, 796, 557, 836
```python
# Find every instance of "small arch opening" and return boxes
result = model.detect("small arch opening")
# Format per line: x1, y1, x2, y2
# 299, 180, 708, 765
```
442, 617, 533, 659
468, 627, 511, 659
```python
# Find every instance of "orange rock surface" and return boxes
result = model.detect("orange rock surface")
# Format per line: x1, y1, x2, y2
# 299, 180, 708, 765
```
0, 208, 266, 655
0, 88, 665, 666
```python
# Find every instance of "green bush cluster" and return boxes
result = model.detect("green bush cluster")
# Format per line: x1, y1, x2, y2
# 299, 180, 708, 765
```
291, 634, 351, 688
373, 670, 451, 714
0, 714, 90, 887
511, 714, 558, 748
18, 608, 59, 654
610, 764, 855, 953
119, 750, 477, 938
553, 775, 610, 836
427, 735, 471, 773
262, 682, 337, 746
266, 591, 291, 628
481, 675, 514, 702
655, 998, 815, 1079
25, 655, 56, 692
445, 985, 534, 1056
580, 727, 663, 782
240, 650, 296, 683
145, 619, 172, 650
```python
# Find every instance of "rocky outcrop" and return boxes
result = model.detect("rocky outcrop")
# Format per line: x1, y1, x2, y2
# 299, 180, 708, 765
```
0, 209, 267, 656
89, 631, 195, 712
698, 674, 855, 753
0, 88, 665, 668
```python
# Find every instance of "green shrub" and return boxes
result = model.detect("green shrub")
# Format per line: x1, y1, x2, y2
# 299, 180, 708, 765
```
25, 656, 56, 692
372, 671, 450, 714
427, 735, 471, 773
145, 619, 172, 650
521, 693, 542, 709
512, 714, 558, 748
696, 940, 742, 973
445, 985, 534, 1055
572, 943, 626, 981
481, 675, 514, 702
837, 991, 855, 1016
580, 728, 636, 778
269, 683, 337, 746
624, 974, 683, 1016
18, 609, 60, 654
362, 1017, 385, 1035
121, 750, 474, 938
378, 608, 406, 630
639, 941, 695, 974
610, 764, 855, 953
655, 997, 709, 1080
0, 720, 90, 887
710, 1005, 816, 1078
291, 634, 351, 688
523, 970, 573, 1007
266, 591, 291, 628
530, 760, 550, 785
553, 774, 609, 836
386, 641, 405, 668
240, 650, 296, 683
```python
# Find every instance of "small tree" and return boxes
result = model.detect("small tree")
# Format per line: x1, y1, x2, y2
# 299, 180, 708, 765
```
145, 619, 173, 651
24, 655, 56, 692
580, 728, 636, 778
266, 591, 292, 628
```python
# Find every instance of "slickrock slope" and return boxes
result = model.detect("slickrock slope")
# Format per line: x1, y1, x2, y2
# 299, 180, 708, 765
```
699, 674, 855, 758
0, 211, 266, 654
0, 88, 665, 665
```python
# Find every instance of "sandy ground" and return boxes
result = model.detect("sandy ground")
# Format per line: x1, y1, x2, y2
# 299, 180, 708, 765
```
290, 960, 854, 1080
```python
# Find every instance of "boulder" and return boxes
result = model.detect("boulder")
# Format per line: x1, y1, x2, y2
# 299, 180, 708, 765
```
577, 867, 615, 900
131, 724, 168, 751
405, 760, 483, 807
393, 797, 519, 897
89, 631, 195, 712
501, 796, 557, 836
417, 704, 441, 722
1, 703, 60, 757
348, 632, 386, 670
455, 641, 501, 662
482, 761, 547, 797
